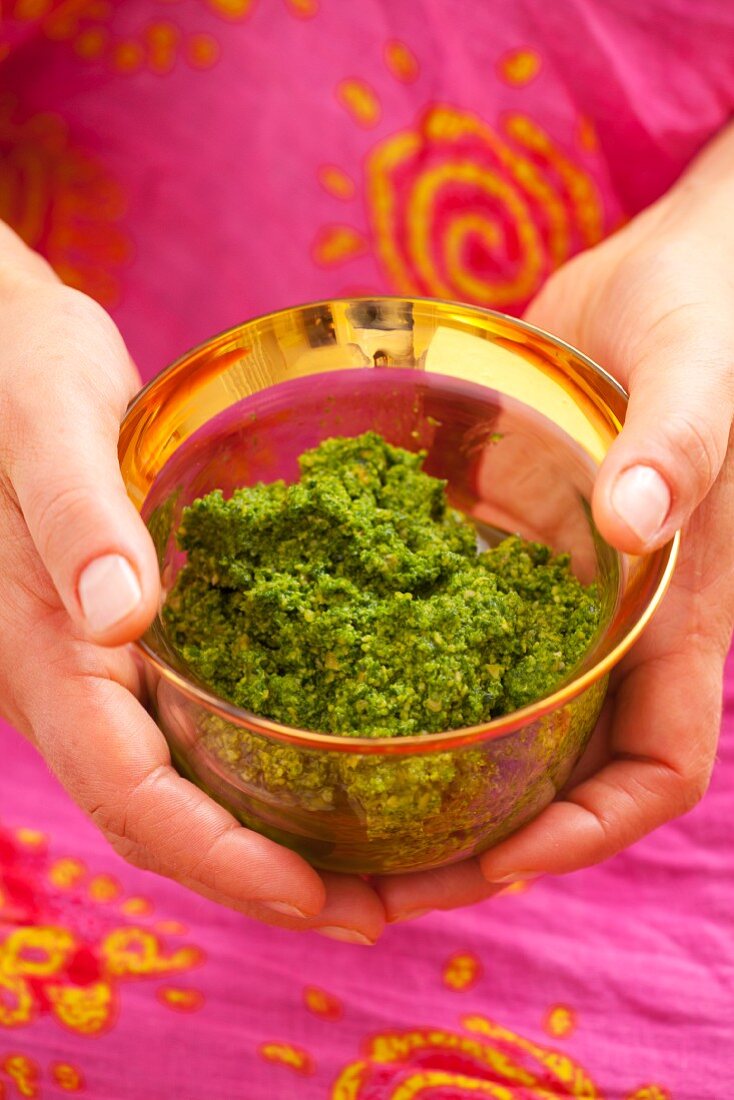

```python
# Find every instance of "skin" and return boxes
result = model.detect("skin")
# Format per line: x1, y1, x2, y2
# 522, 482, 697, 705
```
1, 124, 733, 943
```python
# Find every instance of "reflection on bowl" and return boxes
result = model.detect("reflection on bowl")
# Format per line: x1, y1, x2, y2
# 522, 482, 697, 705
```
119, 298, 677, 875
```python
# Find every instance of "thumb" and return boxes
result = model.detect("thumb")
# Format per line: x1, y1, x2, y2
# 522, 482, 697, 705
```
4, 288, 160, 644
593, 336, 734, 554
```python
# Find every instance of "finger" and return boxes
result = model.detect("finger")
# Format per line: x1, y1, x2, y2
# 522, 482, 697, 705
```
558, 694, 616, 791
173, 871, 385, 945
375, 859, 505, 922
2, 285, 159, 645
89, 643, 146, 701
310, 873, 385, 943
31, 671, 328, 919
479, 640, 724, 881
479, 536, 726, 880
0, 477, 386, 943
482, 443, 734, 882
593, 317, 734, 553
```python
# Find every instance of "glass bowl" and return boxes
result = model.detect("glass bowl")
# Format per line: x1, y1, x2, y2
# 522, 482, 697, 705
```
119, 298, 678, 875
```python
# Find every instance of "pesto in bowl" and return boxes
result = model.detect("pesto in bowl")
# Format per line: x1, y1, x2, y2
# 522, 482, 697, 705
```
164, 432, 601, 736
120, 301, 677, 875
160, 432, 601, 852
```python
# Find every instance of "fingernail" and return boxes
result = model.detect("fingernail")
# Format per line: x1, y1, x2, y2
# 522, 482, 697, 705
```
316, 926, 374, 945
262, 902, 310, 919
611, 466, 671, 544
483, 871, 542, 885
79, 554, 142, 632
389, 908, 431, 924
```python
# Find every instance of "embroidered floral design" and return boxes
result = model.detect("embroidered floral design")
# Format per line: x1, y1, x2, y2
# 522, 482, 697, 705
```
2, 0, 316, 75
303, 986, 343, 1020
0, 824, 204, 1040
360, 104, 605, 311
259, 1041, 315, 1076
331, 1015, 603, 1099
156, 987, 206, 1013
442, 952, 483, 992
317, 39, 608, 314
383, 40, 419, 84
544, 1004, 577, 1039
336, 79, 382, 128
498, 48, 542, 87
626, 1089, 671, 1100
0, 1052, 84, 1097
329, 1009, 675, 1100
0, 98, 131, 306
1, 1052, 40, 1098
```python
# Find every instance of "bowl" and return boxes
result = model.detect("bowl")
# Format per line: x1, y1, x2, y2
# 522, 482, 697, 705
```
119, 298, 678, 875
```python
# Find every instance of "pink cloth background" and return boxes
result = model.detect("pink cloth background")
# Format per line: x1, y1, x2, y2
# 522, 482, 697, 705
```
1, 1, 734, 1096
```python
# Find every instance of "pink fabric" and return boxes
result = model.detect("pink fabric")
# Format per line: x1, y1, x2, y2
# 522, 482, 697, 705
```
3, 668, 734, 1099
2, 2, 734, 1096
2, 0, 733, 378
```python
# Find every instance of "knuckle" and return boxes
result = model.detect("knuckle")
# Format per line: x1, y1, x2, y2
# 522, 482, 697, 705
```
104, 833, 166, 878
87, 797, 127, 846
88, 763, 170, 872
98, 827, 147, 869
184, 826, 238, 889
32, 285, 121, 358
659, 411, 726, 497
54, 287, 137, 396
674, 765, 712, 815
25, 480, 97, 567
0, 396, 33, 476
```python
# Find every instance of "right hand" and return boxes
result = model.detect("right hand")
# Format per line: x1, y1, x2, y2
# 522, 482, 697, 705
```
0, 224, 385, 943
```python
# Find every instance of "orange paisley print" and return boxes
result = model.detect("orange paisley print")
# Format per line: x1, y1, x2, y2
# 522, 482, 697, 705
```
2, 0, 316, 75
363, 104, 605, 312
0, 98, 131, 306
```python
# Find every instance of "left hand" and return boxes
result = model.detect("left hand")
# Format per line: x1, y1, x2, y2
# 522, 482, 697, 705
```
0, 228, 387, 946
374, 126, 734, 923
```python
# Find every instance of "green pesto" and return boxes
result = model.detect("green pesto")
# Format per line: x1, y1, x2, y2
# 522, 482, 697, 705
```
163, 432, 601, 738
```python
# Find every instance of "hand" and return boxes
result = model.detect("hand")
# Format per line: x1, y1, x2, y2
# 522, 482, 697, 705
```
0, 224, 386, 944
374, 126, 734, 921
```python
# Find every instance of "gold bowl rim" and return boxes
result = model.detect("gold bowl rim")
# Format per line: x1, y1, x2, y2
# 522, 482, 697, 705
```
125, 296, 680, 756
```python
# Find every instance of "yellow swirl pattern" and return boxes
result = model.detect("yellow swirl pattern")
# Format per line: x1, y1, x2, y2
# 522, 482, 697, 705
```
365, 104, 604, 311
332, 1018, 603, 1099
391, 1073, 512, 1099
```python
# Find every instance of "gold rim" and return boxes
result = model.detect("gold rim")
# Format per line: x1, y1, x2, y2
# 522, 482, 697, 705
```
124, 295, 629, 415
